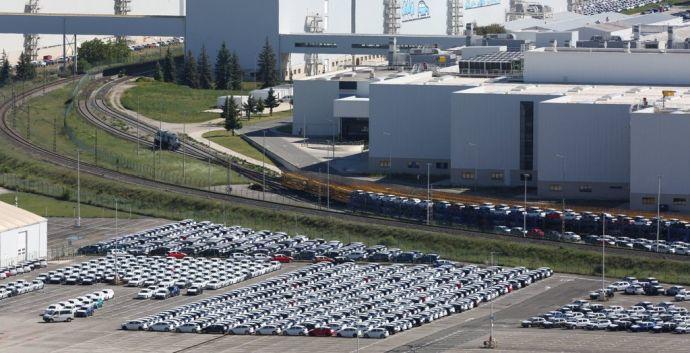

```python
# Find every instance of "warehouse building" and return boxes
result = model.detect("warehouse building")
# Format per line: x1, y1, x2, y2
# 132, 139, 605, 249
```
631, 98, 690, 212
0, 201, 47, 267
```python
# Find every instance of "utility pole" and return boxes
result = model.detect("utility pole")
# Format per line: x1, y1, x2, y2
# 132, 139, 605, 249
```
76, 149, 81, 228
656, 175, 662, 252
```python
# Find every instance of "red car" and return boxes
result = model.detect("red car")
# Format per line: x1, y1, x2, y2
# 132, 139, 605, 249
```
527, 228, 545, 238
167, 251, 187, 259
313, 256, 334, 264
272, 254, 294, 263
308, 328, 336, 337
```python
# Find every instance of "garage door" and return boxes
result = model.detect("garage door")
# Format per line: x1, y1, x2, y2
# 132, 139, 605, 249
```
17, 231, 27, 261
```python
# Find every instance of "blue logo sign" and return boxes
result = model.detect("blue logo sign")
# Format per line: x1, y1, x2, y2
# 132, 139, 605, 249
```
402, 0, 431, 22
464, 0, 501, 10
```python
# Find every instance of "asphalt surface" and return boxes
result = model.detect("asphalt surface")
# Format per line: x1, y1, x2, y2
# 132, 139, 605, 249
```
47, 218, 170, 251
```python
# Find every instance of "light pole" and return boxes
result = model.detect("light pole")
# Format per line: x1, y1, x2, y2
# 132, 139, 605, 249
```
426, 163, 431, 225
601, 211, 606, 300
468, 142, 479, 190
327, 159, 331, 210
76, 149, 81, 228
556, 154, 566, 237
523, 173, 528, 236
656, 175, 662, 253
262, 129, 267, 201
488, 251, 496, 348
383, 131, 392, 177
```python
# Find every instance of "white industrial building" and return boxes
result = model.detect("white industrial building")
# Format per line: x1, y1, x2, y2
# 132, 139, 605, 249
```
0, 201, 47, 267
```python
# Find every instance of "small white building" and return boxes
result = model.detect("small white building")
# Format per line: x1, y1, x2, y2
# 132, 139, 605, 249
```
0, 201, 47, 267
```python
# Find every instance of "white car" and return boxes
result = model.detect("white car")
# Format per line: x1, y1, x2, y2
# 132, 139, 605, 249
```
149, 322, 175, 332
363, 328, 389, 339
256, 325, 282, 335
177, 323, 202, 333
122, 320, 149, 331
230, 325, 255, 335
43, 309, 74, 323
675, 291, 690, 302
136, 289, 154, 299
284, 325, 308, 336
100, 289, 115, 300
337, 327, 362, 338
608, 281, 630, 292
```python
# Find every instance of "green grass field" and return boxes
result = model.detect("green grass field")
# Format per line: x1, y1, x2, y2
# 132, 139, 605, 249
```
202, 130, 276, 166
0, 192, 136, 218
12, 82, 248, 188
121, 81, 259, 124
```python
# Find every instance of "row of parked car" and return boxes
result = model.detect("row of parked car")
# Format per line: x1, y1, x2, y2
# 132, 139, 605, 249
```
522, 297, 690, 334
121, 262, 552, 339
0, 259, 48, 280
42, 289, 115, 323
77, 221, 449, 266
349, 191, 690, 252
37, 255, 281, 299
0, 279, 45, 301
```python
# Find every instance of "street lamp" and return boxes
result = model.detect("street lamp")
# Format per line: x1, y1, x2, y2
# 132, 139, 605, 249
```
522, 173, 529, 236
383, 131, 392, 177
601, 210, 606, 301
556, 154, 566, 238
76, 149, 81, 228
426, 163, 431, 225
656, 175, 662, 253
468, 142, 479, 190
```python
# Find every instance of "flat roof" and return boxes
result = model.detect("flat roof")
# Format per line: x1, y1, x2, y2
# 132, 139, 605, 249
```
0, 201, 46, 233
377, 71, 491, 86
303, 68, 402, 82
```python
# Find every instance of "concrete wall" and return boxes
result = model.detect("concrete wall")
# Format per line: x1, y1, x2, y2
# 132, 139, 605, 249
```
537, 99, 631, 200
534, 31, 578, 47
524, 49, 690, 85
186, 0, 280, 73
0, 221, 47, 267
575, 26, 632, 41
334, 97, 370, 118
369, 80, 475, 175
450, 90, 561, 186
630, 110, 690, 211
293, 79, 342, 136
463, 0, 510, 27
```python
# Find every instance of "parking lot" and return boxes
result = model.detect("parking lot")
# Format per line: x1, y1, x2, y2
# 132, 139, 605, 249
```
47, 218, 169, 251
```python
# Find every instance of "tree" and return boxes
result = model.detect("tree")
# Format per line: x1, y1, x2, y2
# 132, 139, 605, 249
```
79, 38, 110, 65
230, 52, 243, 90
256, 37, 277, 89
153, 61, 163, 81
475, 24, 506, 36
162, 47, 177, 83
242, 95, 257, 120
0, 53, 10, 87
182, 50, 200, 88
15, 52, 36, 81
222, 96, 242, 136
264, 88, 280, 116
255, 99, 265, 115
197, 45, 213, 89
214, 42, 231, 90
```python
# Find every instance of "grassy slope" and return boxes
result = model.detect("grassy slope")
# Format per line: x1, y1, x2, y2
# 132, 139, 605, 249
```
11, 83, 247, 187
121, 81, 258, 124
0, 192, 136, 218
202, 130, 276, 167
622, 1, 685, 14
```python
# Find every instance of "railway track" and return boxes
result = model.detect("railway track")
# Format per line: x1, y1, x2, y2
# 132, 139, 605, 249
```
78, 75, 281, 188
1, 78, 688, 263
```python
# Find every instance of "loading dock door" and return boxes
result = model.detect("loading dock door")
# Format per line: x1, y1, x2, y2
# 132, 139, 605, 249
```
17, 231, 27, 261
341, 118, 369, 141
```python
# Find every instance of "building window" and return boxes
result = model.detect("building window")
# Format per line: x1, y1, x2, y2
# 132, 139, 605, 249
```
519, 101, 534, 171
461, 171, 475, 180
642, 197, 656, 205
491, 172, 504, 181
408, 161, 420, 169
609, 185, 623, 190
549, 184, 562, 192
379, 160, 390, 168
579, 185, 592, 193
435, 162, 449, 170
673, 198, 687, 205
